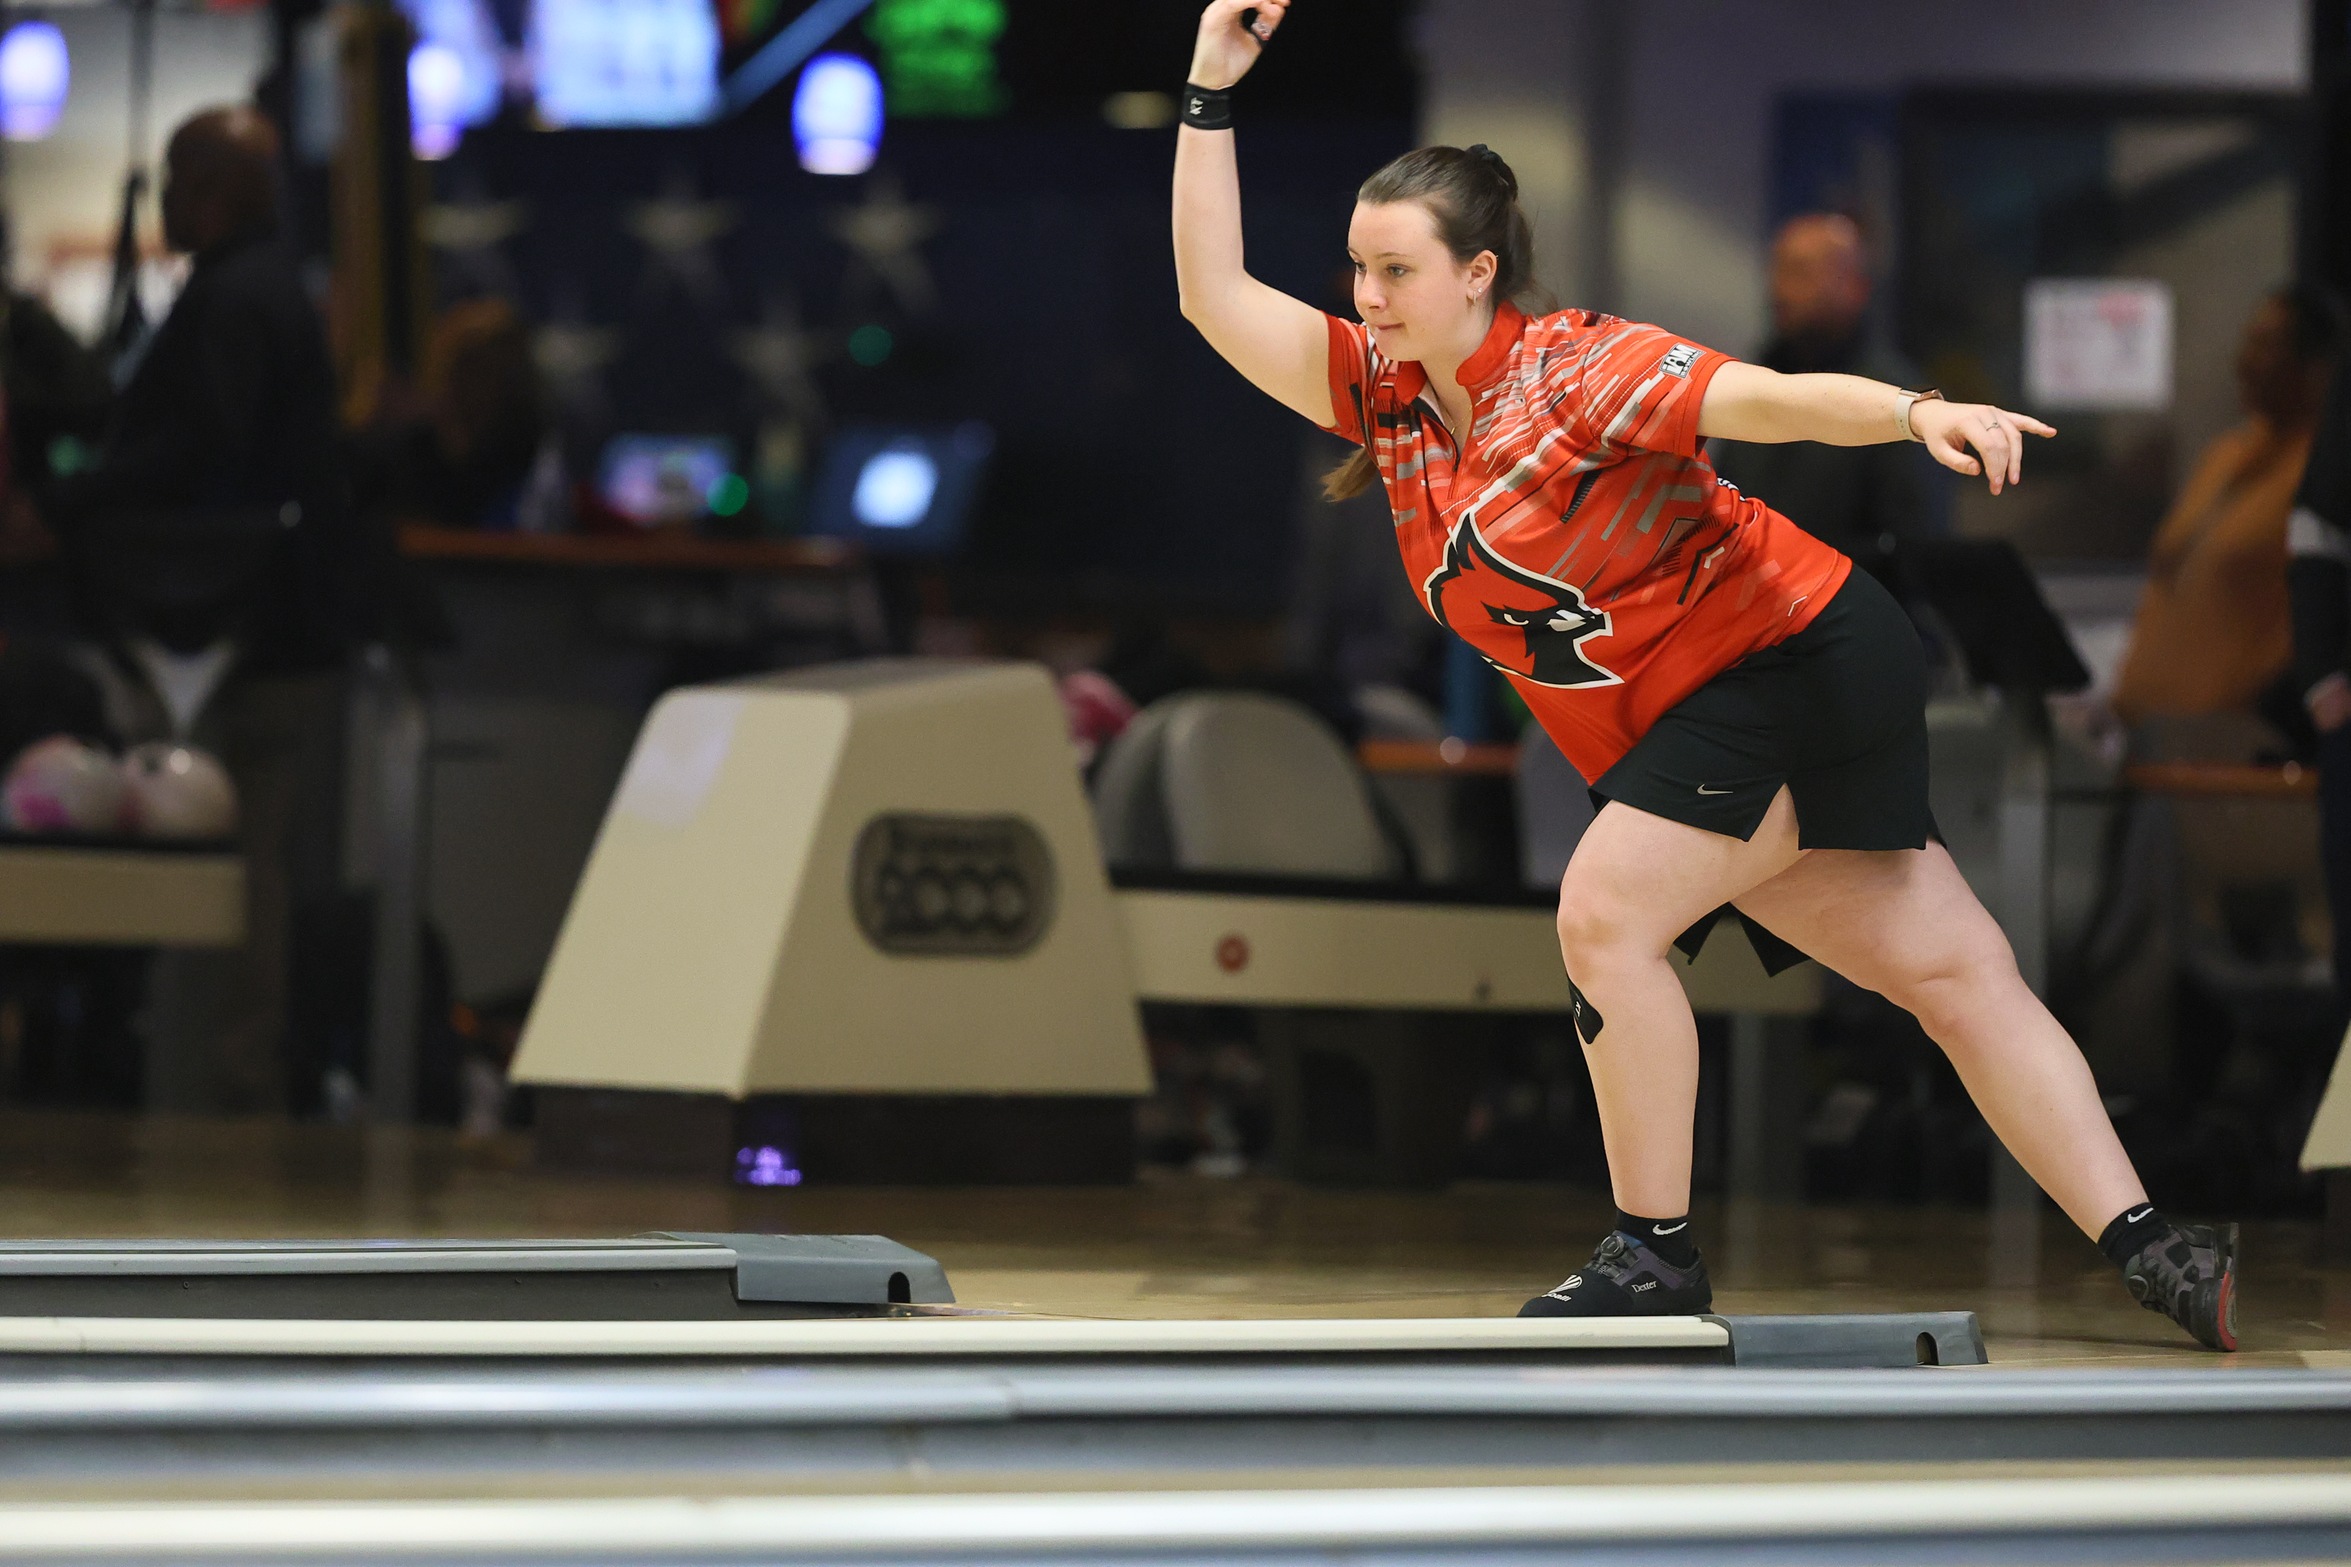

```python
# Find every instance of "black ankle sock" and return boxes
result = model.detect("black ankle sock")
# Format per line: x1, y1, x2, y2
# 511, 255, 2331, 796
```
1615, 1209, 1698, 1268
2097, 1203, 2171, 1270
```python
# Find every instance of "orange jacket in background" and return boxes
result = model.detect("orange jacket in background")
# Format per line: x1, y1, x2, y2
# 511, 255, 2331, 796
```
2115, 419, 2311, 719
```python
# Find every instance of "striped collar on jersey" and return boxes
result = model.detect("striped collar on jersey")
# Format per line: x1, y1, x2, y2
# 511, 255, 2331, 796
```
1381, 299, 1529, 409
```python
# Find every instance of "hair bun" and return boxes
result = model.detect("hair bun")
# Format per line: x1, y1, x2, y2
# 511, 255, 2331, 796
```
1465, 143, 1518, 199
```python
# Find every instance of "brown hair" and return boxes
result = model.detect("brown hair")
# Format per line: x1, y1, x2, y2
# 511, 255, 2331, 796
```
1324, 144, 1544, 502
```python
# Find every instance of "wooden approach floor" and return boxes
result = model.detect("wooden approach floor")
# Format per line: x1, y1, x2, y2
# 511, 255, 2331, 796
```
0, 1109, 2341, 1368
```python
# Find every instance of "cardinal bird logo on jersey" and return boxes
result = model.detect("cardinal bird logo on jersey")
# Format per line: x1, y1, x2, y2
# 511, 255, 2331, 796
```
1424, 514, 1621, 689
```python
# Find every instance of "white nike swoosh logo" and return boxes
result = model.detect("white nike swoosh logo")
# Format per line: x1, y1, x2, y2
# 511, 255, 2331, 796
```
1697, 786, 1732, 796
2124, 1206, 2153, 1224
1652, 1221, 1688, 1235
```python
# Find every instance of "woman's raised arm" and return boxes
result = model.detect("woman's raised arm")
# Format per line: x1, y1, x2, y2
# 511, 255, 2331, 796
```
1173, 0, 1335, 428
1698, 361, 2056, 496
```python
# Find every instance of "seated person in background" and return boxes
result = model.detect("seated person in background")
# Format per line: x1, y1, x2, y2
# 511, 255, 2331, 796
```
350, 297, 545, 530
1708, 213, 1945, 584
2116, 284, 2346, 730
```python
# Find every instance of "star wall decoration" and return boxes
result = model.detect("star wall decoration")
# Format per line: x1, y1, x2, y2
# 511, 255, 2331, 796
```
532, 284, 619, 422
421, 182, 530, 299
728, 288, 831, 426
827, 172, 941, 316
623, 167, 739, 314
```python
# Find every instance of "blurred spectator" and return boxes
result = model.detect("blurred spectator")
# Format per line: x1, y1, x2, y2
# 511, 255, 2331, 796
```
1284, 426, 1442, 701
0, 285, 113, 597
351, 298, 547, 530
2119, 285, 2346, 727
60, 106, 354, 667
1708, 213, 1945, 583
54, 104, 356, 1114
0, 285, 111, 537
2290, 318, 2351, 1000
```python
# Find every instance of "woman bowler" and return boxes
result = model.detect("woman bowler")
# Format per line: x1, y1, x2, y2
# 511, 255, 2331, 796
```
1171, 0, 2235, 1348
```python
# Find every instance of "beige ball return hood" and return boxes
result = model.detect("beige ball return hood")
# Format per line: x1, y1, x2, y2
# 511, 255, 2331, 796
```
513, 660, 1150, 1100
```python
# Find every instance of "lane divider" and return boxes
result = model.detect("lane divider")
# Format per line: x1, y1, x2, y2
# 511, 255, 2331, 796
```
0, 1473, 2344, 1555
0, 1313, 1730, 1358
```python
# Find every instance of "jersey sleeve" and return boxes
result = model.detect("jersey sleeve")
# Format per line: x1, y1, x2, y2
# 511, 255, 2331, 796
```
1561, 319, 1731, 460
1321, 314, 1373, 446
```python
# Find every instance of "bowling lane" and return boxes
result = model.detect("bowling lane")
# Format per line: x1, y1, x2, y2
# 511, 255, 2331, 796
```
0, 1110, 2338, 1367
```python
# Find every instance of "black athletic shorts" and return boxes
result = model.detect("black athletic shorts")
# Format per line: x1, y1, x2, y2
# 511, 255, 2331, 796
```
1588, 567, 1933, 973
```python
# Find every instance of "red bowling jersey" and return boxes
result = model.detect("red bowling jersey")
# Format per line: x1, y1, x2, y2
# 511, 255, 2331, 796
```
1323, 302, 1851, 781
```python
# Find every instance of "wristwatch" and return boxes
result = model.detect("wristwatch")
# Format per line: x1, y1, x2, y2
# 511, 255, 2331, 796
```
1895, 387, 1943, 441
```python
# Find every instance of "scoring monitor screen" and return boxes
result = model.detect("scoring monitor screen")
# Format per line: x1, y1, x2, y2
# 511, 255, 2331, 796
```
598, 434, 736, 525
530, 0, 719, 126
810, 422, 994, 556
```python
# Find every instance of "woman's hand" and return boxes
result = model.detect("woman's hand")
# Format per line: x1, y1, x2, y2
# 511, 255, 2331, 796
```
1189, 0, 1288, 92
1909, 399, 2056, 496
1696, 366, 2049, 476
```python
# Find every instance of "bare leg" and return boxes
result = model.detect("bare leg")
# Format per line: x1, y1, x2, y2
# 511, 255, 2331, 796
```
1556, 790, 1804, 1217
1734, 843, 2147, 1238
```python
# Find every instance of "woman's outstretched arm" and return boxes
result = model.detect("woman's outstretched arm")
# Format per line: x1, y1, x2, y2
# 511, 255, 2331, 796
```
1173, 0, 1334, 427
1698, 362, 2055, 496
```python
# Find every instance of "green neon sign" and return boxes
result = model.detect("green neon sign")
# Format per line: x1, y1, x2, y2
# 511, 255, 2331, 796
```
866, 0, 1006, 118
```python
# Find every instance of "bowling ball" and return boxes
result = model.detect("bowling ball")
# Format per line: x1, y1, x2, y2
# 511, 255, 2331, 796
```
121, 742, 238, 841
1059, 670, 1136, 768
2, 735, 128, 835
